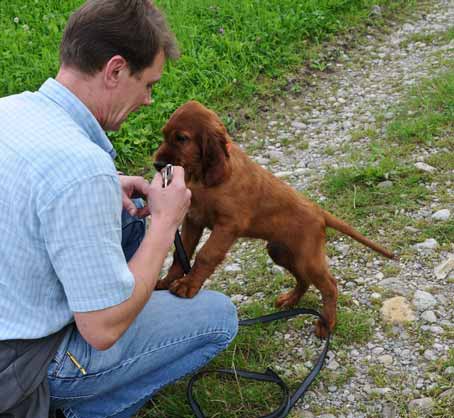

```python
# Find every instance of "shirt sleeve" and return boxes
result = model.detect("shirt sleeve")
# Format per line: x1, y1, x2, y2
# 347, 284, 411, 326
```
39, 174, 135, 312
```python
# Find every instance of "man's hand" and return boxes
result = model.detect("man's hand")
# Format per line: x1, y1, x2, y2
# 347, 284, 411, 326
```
119, 175, 150, 218
147, 166, 192, 233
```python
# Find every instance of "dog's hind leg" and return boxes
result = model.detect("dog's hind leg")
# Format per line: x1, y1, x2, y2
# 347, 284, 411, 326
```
297, 235, 338, 338
156, 218, 204, 290
266, 241, 309, 308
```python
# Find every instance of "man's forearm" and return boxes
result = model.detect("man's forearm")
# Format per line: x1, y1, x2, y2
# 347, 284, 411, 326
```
74, 223, 175, 350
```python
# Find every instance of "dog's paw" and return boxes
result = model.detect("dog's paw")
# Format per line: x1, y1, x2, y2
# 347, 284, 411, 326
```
169, 278, 201, 298
155, 280, 170, 290
275, 290, 300, 308
314, 320, 330, 339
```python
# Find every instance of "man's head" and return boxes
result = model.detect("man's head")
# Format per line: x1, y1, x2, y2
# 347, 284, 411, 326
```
58, 0, 179, 131
60, 0, 179, 76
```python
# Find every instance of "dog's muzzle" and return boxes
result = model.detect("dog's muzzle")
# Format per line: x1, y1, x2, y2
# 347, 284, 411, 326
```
153, 161, 168, 171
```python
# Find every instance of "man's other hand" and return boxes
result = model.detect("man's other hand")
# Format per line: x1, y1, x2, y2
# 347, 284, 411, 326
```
119, 175, 151, 218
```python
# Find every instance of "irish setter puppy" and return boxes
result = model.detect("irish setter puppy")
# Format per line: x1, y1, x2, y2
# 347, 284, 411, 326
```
154, 100, 394, 337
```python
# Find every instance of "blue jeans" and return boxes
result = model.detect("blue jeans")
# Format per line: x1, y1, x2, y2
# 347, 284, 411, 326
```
48, 202, 238, 417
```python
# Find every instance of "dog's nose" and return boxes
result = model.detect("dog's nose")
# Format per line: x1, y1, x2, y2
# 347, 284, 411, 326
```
153, 161, 167, 171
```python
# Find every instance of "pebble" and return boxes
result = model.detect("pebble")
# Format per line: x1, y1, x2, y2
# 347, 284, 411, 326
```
439, 388, 454, 399
413, 238, 438, 250
431, 209, 450, 220
408, 398, 434, 413
423, 349, 438, 361
415, 162, 436, 172
413, 290, 438, 311
378, 180, 393, 188
224, 263, 242, 272
377, 354, 394, 366
421, 310, 437, 323
434, 255, 454, 280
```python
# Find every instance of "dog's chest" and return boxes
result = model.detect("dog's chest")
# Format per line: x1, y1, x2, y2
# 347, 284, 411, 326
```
186, 192, 218, 229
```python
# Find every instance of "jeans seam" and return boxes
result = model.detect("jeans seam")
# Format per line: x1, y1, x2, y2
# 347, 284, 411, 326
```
48, 329, 234, 382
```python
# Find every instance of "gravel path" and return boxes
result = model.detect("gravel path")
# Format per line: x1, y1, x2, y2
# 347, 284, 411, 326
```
203, 2, 454, 417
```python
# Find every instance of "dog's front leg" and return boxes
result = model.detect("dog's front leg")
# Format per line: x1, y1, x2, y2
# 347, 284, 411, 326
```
169, 226, 237, 298
155, 218, 204, 290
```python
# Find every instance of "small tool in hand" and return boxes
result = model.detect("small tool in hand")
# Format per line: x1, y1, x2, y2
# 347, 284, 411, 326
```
159, 163, 191, 274
161, 163, 173, 188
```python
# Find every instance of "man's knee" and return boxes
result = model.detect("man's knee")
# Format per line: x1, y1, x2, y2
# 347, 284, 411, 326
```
132, 290, 238, 350
189, 290, 238, 343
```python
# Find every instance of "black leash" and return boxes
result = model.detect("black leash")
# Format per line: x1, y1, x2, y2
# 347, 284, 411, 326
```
174, 229, 331, 418
159, 165, 330, 417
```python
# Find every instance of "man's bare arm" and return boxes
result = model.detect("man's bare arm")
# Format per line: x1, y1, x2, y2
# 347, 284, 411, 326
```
74, 168, 191, 350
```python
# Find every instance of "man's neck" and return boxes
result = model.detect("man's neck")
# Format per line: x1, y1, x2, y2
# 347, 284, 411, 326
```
56, 66, 107, 128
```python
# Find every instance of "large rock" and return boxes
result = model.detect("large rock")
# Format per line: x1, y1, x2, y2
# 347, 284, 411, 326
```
381, 297, 416, 324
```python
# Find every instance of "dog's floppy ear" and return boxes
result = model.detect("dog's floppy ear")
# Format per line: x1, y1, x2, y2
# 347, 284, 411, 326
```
200, 118, 231, 187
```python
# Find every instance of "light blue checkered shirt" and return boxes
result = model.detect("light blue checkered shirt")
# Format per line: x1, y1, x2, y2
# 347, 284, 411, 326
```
0, 78, 135, 340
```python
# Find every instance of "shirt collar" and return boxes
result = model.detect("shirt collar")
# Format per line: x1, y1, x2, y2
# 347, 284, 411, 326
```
38, 78, 116, 159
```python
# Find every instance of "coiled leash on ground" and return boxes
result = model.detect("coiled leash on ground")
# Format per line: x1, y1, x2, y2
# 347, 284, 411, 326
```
160, 164, 331, 418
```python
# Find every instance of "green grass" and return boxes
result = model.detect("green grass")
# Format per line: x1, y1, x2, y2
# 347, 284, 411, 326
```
386, 66, 454, 145
0, 0, 414, 172
320, 58, 454, 252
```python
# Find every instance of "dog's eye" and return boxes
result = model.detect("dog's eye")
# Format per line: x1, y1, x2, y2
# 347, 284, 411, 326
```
175, 133, 188, 143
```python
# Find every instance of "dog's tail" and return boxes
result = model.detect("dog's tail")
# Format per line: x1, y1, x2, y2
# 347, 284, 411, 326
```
323, 210, 394, 259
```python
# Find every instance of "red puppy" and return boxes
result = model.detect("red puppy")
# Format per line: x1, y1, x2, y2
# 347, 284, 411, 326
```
154, 101, 394, 337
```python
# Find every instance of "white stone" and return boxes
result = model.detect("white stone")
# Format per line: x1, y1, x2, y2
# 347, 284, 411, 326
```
370, 387, 392, 395
274, 171, 292, 178
421, 310, 437, 323
434, 255, 454, 280
224, 263, 242, 272
423, 349, 438, 361
413, 238, 438, 250
378, 354, 394, 366
326, 359, 340, 370
439, 388, 454, 399
432, 209, 450, 221
378, 180, 393, 188
415, 162, 436, 173
230, 294, 243, 303
429, 326, 444, 335
408, 398, 434, 413
291, 121, 307, 130
372, 347, 384, 355
413, 290, 438, 311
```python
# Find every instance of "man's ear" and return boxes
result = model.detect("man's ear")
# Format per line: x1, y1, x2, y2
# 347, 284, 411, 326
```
200, 122, 231, 187
103, 55, 129, 88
